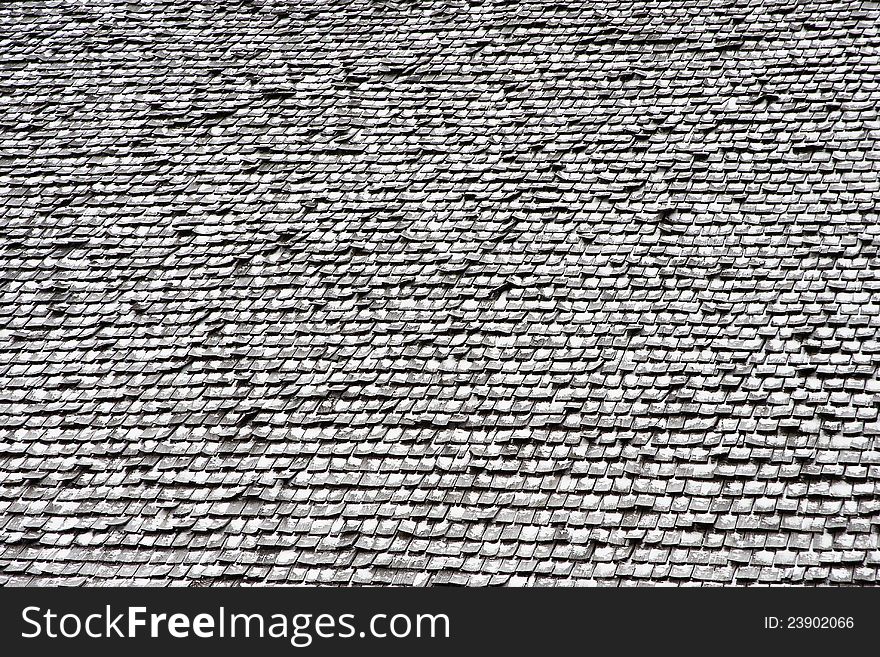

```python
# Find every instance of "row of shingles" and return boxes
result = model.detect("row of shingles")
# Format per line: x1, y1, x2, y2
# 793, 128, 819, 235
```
1, 421, 878, 585
0, 358, 868, 584
0, 422, 285, 585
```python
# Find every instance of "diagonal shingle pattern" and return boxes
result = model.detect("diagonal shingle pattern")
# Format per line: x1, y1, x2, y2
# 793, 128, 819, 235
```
2, 0, 880, 585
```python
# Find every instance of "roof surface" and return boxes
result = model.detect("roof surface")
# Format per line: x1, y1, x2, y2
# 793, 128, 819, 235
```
2, 0, 880, 585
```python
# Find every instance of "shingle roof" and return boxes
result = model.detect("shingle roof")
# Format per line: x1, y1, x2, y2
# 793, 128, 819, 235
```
2, 0, 880, 586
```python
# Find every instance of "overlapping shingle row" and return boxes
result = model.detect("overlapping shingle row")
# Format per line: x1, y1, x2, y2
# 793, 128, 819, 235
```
1, 0, 880, 585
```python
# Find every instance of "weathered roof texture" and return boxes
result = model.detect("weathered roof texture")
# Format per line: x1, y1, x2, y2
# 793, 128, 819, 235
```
2, 0, 880, 586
